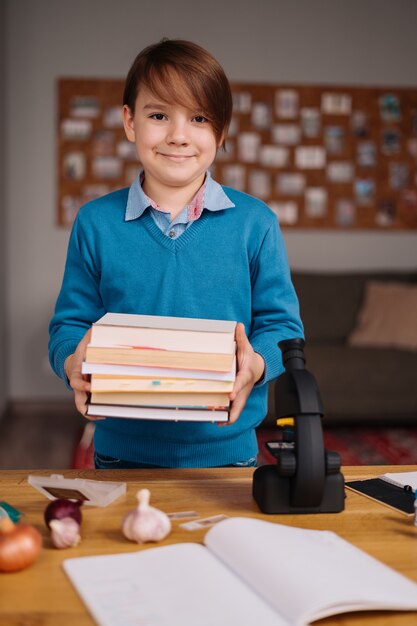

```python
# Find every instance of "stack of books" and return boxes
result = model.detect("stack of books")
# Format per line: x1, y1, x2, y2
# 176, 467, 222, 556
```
82, 313, 237, 422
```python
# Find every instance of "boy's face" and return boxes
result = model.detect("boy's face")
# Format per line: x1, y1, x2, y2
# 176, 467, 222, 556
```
123, 87, 220, 194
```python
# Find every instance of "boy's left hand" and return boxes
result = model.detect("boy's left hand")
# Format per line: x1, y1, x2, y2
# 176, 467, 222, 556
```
226, 323, 265, 425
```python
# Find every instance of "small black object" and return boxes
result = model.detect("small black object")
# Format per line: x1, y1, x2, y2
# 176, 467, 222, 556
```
252, 338, 345, 514
346, 479, 415, 514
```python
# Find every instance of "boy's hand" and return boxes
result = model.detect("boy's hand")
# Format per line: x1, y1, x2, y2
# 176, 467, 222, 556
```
225, 323, 265, 425
65, 328, 105, 421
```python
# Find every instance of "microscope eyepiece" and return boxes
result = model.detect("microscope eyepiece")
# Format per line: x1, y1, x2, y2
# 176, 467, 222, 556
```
278, 338, 306, 371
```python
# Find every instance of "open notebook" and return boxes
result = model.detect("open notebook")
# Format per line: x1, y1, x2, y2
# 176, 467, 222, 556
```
63, 517, 417, 626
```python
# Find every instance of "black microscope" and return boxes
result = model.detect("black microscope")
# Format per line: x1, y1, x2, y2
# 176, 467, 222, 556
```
252, 338, 345, 514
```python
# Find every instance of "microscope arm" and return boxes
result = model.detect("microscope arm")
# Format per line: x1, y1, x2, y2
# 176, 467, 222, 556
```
291, 411, 326, 507
276, 370, 326, 508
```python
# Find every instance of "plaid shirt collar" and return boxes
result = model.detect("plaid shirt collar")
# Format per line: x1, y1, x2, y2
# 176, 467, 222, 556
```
125, 170, 235, 222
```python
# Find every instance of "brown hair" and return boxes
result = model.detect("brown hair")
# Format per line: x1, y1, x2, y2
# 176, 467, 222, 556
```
123, 39, 232, 146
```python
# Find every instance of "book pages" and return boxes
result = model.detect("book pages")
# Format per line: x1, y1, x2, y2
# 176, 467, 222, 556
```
205, 518, 417, 624
64, 543, 286, 626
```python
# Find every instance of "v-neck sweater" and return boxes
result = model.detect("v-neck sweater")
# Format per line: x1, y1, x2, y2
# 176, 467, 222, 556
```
49, 185, 303, 467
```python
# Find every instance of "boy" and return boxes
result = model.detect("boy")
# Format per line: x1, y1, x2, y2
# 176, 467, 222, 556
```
49, 39, 303, 469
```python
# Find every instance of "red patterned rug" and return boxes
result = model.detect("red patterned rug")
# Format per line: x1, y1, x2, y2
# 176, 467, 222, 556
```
257, 427, 417, 466
73, 423, 417, 469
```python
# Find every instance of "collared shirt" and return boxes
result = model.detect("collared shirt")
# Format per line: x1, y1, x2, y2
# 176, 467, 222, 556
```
125, 170, 235, 238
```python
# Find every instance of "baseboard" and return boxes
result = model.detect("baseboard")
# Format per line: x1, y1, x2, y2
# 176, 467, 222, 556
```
5, 398, 79, 417
0, 398, 9, 423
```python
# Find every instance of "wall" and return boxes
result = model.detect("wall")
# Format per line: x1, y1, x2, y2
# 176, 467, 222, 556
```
0, 0, 7, 414
5, 0, 417, 399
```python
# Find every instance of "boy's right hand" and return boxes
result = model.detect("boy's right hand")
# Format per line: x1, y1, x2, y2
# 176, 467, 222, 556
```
64, 328, 105, 421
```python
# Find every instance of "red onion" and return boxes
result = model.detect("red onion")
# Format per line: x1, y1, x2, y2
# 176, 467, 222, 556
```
44, 499, 83, 529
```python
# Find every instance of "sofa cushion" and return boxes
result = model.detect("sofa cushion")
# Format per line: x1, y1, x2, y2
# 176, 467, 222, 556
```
348, 281, 417, 350
291, 272, 417, 343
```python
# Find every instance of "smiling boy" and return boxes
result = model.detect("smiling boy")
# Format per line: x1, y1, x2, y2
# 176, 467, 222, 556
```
123, 87, 217, 219
49, 39, 303, 469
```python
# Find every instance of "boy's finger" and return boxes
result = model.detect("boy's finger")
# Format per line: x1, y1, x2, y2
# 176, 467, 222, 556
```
235, 323, 248, 348
71, 379, 91, 392
228, 385, 252, 424
75, 391, 105, 421
75, 392, 88, 415
230, 370, 252, 400
228, 397, 245, 424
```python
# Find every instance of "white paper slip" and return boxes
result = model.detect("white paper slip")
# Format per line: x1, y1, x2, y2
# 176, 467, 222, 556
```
180, 514, 228, 530
380, 471, 417, 491
166, 511, 199, 520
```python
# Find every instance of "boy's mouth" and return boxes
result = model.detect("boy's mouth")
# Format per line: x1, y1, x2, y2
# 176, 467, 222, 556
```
158, 153, 195, 162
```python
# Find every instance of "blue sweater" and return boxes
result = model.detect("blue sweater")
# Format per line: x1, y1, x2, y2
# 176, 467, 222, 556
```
49, 183, 303, 467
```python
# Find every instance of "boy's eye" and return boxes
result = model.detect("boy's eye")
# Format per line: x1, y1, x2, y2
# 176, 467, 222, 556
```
193, 115, 209, 124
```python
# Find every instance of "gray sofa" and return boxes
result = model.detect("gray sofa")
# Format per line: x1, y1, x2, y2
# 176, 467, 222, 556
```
265, 271, 417, 426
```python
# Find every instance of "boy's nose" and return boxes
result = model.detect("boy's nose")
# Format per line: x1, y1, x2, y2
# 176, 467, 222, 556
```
166, 121, 189, 145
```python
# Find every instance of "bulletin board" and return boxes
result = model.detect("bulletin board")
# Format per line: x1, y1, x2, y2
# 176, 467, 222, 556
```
57, 78, 417, 229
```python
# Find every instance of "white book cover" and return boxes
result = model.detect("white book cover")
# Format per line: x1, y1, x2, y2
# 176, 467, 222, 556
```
91, 313, 237, 354
63, 517, 417, 626
86, 404, 229, 422
95, 312, 236, 333
90, 390, 230, 408
82, 359, 236, 381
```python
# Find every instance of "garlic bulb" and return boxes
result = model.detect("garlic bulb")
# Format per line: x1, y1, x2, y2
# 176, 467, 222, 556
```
49, 517, 81, 549
122, 489, 171, 544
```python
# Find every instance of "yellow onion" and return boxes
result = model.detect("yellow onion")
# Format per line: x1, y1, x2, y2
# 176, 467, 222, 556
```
0, 516, 42, 573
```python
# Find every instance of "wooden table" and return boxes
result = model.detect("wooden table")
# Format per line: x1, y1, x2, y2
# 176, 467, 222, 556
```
1, 466, 417, 625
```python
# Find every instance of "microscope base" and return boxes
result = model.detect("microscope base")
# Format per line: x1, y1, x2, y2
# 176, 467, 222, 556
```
252, 465, 345, 514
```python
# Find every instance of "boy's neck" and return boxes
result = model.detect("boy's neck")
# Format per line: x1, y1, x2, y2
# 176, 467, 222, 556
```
142, 173, 205, 220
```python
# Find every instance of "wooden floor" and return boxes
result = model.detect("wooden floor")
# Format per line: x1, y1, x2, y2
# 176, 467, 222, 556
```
0, 401, 85, 469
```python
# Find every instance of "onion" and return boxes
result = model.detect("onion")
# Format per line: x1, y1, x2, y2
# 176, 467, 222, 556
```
0, 516, 42, 572
44, 499, 83, 529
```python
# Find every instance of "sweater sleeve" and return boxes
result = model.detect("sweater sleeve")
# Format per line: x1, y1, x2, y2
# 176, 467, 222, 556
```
48, 210, 106, 384
248, 217, 304, 385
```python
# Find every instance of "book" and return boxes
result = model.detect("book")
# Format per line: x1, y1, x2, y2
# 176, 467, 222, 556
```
90, 374, 234, 393
63, 517, 417, 626
85, 314, 237, 420
90, 312, 236, 354
90, 390, 230, 407
346, 470, 417, 515
82, 361, 236, 381
85, 345, 235, 372
85, 404, 229, 422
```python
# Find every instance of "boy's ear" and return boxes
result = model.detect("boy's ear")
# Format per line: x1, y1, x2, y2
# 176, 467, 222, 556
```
122, 105, 136, 142
217, 130, 227, 150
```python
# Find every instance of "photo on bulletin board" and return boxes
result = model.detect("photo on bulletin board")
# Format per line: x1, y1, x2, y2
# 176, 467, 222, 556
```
57, 79, 417, 230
